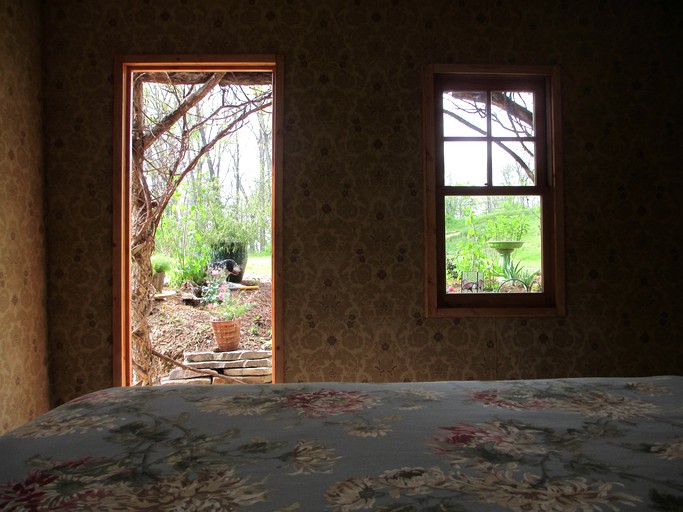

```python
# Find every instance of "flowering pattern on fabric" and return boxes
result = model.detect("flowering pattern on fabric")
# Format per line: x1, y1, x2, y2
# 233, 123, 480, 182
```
1, 378, 681, 511
282, 389, 380, 417
0, 458, 267, 512
650, 438, 683, 460
197, 394, 285, 416
432, 420, 552, 462
444, 465, 641, 511
470, 382, 659, 419
10, 413, 121, 438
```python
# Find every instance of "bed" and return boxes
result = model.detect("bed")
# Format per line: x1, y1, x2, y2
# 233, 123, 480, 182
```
1, 376, 682, 510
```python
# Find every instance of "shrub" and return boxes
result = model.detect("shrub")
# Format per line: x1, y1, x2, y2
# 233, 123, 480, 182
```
151, 254, 174, 274
485, 214, 530, 241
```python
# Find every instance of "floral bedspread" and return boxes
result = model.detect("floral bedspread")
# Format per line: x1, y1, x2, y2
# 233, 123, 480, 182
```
1, 376, 682, 511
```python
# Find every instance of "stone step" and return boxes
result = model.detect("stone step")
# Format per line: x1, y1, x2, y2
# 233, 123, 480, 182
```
213, 375, 272, 384
181, 358, 271, 370
161, 373, 271, 385
179, 361, 270, 371
185, 350, 271, 362
160, 376, 212, 386
168, 368, 221, 380
169, 365, 272, 380
223, 367, 272, 377
168, 349, 273, 386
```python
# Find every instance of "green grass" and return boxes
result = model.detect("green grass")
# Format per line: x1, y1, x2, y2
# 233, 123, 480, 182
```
247, 253, 272, 278
512, 237, 541, 271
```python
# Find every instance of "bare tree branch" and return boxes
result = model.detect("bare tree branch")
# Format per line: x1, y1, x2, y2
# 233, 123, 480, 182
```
141, 72, 227, 152
443, 109, 534, 181
153, 96, 272, 225
451, 91, 533, 127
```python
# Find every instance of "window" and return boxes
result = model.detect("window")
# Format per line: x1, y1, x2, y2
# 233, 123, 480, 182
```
423, 65, 564, 317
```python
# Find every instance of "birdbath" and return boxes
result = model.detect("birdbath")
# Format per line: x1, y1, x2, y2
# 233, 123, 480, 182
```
488, 240, 524, 270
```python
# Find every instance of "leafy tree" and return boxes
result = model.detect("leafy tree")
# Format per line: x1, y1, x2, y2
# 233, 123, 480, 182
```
450, 206, 495, 275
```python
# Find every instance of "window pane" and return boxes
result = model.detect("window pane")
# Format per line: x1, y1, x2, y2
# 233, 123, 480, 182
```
444, 141, 487, 186
444, 195, 542, 294
491, 91, 534, 137
442, 91, 487, 137
492, 141, 535, 185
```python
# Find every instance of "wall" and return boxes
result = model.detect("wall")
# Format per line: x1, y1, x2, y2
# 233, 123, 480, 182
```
0, 0, 50, 433
40, 0, 683, 405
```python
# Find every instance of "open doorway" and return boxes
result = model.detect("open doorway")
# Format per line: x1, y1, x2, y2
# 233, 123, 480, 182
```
113, 56, 283, 386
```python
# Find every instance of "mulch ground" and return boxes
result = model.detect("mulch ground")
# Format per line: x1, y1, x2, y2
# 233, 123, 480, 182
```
149, 279, 272, 380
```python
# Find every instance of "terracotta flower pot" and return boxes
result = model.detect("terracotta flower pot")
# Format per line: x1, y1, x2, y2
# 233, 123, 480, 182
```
211, 319, 241, 351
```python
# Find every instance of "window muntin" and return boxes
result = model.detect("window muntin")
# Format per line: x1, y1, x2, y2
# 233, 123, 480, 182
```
424, 66, 564, 317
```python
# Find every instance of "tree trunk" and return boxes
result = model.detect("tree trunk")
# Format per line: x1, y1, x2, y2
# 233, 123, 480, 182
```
130, 77, 158, 385
130, 226, 157, 384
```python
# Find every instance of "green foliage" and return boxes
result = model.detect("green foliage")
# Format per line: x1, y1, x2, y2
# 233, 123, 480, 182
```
202, 273, 254, 320
151, 254, 174, 274
445, 196, 542, 286
156, 174, 259, 285
511, 241, 542, 271
485, 213, 530, 241
208, 292, 255, 321
202, 185, 259, 250
155, 154, 272, 288
201, 272, 229, 305
446, 206, 495, 277
156, 180, 212, 285
492, 259, 540, 291
169, 255, 210, 287
445, 258, 458, 281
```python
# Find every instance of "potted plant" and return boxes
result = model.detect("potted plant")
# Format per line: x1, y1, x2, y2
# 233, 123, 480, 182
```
206, 290, 254, 352
210, 240, 249, 283
151, 254, 174, 292
206, 213, 256, 284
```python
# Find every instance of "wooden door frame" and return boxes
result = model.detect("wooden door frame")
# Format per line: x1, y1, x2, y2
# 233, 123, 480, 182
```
113, 54, 284, 386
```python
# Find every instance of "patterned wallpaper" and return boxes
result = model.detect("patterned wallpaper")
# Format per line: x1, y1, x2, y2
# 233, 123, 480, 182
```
0, 0, 50, 433
32, 0, 683, 407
